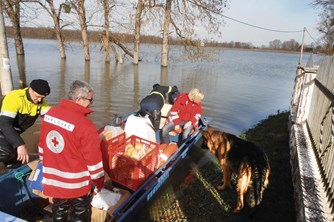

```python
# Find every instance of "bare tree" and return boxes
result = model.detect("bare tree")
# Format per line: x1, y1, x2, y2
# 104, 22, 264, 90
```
3, 0, 24, 55
100, 0, 113, 62
161, 0, 171, 67
269, 39, 282, 50
69, 0, 90, 61
281, 39, 299, 51
133, 0, 144, 65
312, 0, 334, 54
158, 0, 228, 66
31, 0, 71, 59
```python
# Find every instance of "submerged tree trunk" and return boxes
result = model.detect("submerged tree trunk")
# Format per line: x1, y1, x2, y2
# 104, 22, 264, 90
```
49, 0, 66, 59
102, 0, 110, 62
161, 0, 172, 67
77, 0, 90, 61
3, 0, 24, 55
133, 0, 144, 65
0, 0, 13, 94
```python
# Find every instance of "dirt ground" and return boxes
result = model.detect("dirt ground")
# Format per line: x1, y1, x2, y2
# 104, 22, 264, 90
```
143, 111, 296, 222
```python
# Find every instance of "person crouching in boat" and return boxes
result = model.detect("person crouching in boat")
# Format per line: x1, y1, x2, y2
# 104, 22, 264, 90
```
38, 80, 104, 222
0, 79, 51, 169
161, 88, 204, 145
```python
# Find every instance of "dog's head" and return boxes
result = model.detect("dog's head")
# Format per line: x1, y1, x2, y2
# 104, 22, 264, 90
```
201, 127, 219, 154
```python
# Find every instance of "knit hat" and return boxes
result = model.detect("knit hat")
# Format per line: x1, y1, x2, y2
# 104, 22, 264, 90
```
30, 79, 50, 96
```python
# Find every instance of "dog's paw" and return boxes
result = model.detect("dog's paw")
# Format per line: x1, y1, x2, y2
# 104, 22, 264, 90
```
233, 207, 241, 213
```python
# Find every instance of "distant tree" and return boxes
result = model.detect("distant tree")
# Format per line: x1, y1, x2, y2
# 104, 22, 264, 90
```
312, 0, 334, 54
269, 39, 282, 50
281, 39, 299, 51
3, 0, 24, 55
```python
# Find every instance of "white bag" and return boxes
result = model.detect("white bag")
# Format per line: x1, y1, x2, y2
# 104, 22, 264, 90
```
91, 188, 122, 211
124, 114, 156, 142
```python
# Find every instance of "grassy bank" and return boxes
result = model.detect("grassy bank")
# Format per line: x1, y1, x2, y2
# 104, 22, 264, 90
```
150, 111, 296, 222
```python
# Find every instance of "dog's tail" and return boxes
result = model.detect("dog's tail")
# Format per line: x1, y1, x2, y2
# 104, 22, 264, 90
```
248, 148, 270, 208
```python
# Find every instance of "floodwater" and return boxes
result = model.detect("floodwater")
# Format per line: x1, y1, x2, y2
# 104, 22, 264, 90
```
6, 38, 315, 155
3, 38, 318, 221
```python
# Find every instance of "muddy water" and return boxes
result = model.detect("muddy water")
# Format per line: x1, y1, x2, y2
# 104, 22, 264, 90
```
6, 38, 312, 156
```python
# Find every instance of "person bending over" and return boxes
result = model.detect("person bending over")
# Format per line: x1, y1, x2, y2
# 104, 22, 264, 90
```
0, 79, 50, 168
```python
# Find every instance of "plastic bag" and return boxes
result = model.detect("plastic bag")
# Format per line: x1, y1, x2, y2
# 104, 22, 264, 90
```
91, 188, 122, 211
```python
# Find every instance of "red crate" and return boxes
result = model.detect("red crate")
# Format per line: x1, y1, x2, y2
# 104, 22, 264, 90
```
108, 135, 159, 191
100, 132, 126, 173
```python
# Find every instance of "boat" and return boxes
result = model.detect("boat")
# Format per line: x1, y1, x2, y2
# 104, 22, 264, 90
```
0, 114, 212, 222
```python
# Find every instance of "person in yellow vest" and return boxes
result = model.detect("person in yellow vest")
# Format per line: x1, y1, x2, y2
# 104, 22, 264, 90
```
0, 79, 50, 169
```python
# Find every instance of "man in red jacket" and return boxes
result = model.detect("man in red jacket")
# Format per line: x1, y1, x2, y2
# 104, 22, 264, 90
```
161, 88, 204, 145
38, 80, 104, 221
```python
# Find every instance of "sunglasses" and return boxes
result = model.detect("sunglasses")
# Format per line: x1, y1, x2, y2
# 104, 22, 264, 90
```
82, 97, 93, 104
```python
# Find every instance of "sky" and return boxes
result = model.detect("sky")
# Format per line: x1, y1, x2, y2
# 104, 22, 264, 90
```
218, 0, 321, 46
15, 0, 321, 48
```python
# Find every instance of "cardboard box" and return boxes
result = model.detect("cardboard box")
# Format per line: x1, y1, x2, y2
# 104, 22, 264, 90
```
28, 160, 50, 199
91, 181, 131, 222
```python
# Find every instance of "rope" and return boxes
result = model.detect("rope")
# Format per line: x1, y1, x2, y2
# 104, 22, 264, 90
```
14, 171, 30, 183
220, 14, 304, 33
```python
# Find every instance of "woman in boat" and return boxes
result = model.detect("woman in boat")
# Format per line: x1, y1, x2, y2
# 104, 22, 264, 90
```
0, 79, 50, 169
161, 88, 204, 145
38, 80, 104, 222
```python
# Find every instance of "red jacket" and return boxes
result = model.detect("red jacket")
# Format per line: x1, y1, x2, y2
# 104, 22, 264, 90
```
38, 99, 104, 199
167, 93, 202, 129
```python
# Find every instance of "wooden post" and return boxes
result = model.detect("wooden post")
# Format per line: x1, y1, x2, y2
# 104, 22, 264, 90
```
0, 0, 13, 95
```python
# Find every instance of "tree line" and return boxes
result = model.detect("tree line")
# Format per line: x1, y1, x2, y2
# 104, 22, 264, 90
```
3, 0, 228, 66
2, 0, 331, 67
5, 26, 316, 53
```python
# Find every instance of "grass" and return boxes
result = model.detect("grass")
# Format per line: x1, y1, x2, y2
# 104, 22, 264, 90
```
146, 111, 296, 222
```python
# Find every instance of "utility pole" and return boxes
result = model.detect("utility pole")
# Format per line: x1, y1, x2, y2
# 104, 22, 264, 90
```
0, 0, 13, 95
298, 27, 306, 66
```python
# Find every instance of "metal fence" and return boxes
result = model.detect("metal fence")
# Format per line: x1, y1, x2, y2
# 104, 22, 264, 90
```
290, 55, 334, 221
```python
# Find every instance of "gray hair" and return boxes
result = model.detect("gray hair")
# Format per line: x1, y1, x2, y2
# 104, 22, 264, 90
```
67, 80, 93, 101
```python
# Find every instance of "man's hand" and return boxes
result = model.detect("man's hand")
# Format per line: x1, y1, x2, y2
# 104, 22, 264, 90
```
17, 145, 29, 164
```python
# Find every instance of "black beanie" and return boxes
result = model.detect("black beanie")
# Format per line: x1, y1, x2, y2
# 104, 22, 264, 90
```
30, 79, 50, 96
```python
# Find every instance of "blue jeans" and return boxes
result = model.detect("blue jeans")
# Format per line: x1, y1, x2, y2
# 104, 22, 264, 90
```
161, 121, 194, 144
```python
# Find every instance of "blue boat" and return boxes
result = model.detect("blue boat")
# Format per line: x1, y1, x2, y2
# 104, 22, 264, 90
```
0, 116, 212, 222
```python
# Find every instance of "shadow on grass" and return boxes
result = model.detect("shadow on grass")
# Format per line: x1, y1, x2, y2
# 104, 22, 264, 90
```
140, 111, 295, 222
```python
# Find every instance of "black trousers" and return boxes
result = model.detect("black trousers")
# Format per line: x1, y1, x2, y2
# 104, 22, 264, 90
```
0, 132, 17, 165
52, 193, 93, 222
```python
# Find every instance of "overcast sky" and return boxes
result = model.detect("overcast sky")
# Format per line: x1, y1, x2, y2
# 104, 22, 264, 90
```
218, 0, 320, 46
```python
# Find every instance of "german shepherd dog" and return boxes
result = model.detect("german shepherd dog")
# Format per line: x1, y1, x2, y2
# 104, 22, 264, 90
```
201, 127, 270, 212
138, 84, 179, 131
